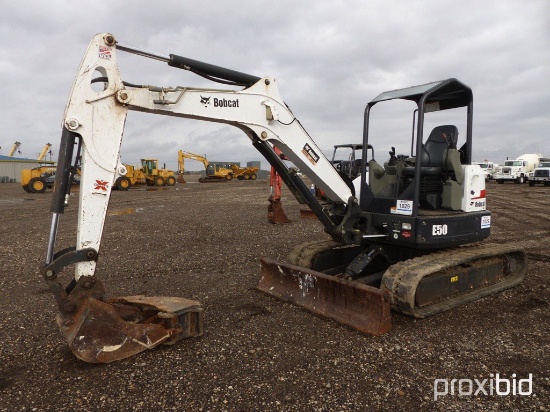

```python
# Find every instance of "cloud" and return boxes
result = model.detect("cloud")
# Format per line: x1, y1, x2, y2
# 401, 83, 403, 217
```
1, 0, 548, 167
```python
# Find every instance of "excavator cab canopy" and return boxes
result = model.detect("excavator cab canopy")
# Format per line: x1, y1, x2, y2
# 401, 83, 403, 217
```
331, 144, 372, 181
368, 78, 472, 109
365, 78, 473, 159
366, 78, 473, 159
361, 78, 474, 216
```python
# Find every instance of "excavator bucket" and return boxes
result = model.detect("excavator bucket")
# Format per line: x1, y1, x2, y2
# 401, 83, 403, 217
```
258, 258, 391, 335
267, 197, 290, 224
53, 276, 203, 363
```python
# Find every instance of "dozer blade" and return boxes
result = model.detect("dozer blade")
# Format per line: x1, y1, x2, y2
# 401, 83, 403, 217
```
55, 278, 203, 363
258, 258, 391, 335
299, 208, 318, 219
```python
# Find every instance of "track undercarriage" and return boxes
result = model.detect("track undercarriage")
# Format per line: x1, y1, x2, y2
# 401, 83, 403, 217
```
258, 240, 527, 334
198, 177, 228, 183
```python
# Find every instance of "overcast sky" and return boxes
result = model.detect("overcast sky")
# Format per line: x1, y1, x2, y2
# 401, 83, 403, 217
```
1, 0, 548, 170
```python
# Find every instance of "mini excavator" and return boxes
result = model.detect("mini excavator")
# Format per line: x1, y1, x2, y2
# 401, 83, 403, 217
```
43, 33, 527, 363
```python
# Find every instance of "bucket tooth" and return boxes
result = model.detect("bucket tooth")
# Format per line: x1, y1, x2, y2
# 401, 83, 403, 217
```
258, 257, 391, 336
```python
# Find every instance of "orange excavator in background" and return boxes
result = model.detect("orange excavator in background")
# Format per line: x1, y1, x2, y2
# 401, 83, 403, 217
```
268, 146, 290, 224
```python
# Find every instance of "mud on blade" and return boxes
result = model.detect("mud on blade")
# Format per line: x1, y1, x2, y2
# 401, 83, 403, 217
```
258, 258, 391, 335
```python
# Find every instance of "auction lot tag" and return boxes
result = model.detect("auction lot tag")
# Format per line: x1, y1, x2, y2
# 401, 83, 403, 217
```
391, 200, 413, 215
481, 215, 491, 229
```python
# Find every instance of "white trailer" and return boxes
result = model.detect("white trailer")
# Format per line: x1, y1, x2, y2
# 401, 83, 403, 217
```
473, 161, 498, 181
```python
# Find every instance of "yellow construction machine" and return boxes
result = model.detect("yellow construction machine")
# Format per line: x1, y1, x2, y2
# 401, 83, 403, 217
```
21, 166, 57, 193
7, 141, 21, 157
232, 164, 259, 180
113, 164, 141, 190
177, 150, 209, 183
177, 149, 258, 182
21, 143, 56, 193
37, 143, 52, 161
140, 158, 176, 186
202, 162, 235, 182
113, 159, 176, 190
177, 149, 232, 182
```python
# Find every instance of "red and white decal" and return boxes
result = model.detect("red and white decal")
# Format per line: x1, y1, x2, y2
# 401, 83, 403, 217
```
93, 179, 109, 193
99, 46, 112, 60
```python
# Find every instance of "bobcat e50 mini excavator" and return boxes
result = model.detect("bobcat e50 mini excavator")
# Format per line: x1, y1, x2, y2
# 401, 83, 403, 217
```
43, 33, 527, 363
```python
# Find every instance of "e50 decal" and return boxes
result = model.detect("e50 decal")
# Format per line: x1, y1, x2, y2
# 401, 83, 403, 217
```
432, 224, 448, 236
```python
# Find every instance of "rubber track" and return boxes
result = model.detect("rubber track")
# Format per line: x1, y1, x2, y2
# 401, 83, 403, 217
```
381, 243, 527, 318
288, 240, 344, 268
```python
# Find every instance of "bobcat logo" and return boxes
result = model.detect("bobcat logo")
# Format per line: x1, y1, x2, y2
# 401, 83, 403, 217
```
200, 96, 211, 106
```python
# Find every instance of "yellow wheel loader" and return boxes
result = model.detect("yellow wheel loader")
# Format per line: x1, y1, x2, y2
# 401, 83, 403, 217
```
140, 158, 176, 186
21, 166, 56, 193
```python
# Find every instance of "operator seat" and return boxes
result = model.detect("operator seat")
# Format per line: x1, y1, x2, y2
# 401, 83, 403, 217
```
418, 125, 459, 169
350, 158, 362, 180
403, 125, 463, 209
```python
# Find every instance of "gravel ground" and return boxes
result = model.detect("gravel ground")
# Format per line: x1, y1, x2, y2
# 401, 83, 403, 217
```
0, 176, 548, 411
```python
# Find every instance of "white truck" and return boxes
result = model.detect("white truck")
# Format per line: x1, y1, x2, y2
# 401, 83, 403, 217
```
493, 153, 542, 184
473, 161, 498, 181
529, 159, 550, 187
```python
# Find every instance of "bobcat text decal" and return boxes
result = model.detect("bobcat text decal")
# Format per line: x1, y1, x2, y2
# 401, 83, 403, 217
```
200, 96, 239, 107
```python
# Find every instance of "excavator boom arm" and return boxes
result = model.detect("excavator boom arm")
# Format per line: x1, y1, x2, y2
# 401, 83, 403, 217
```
8, 141, 21, 157
37, 143, 52, 161
50, 33, 353, 280
178, 150, 209, 172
